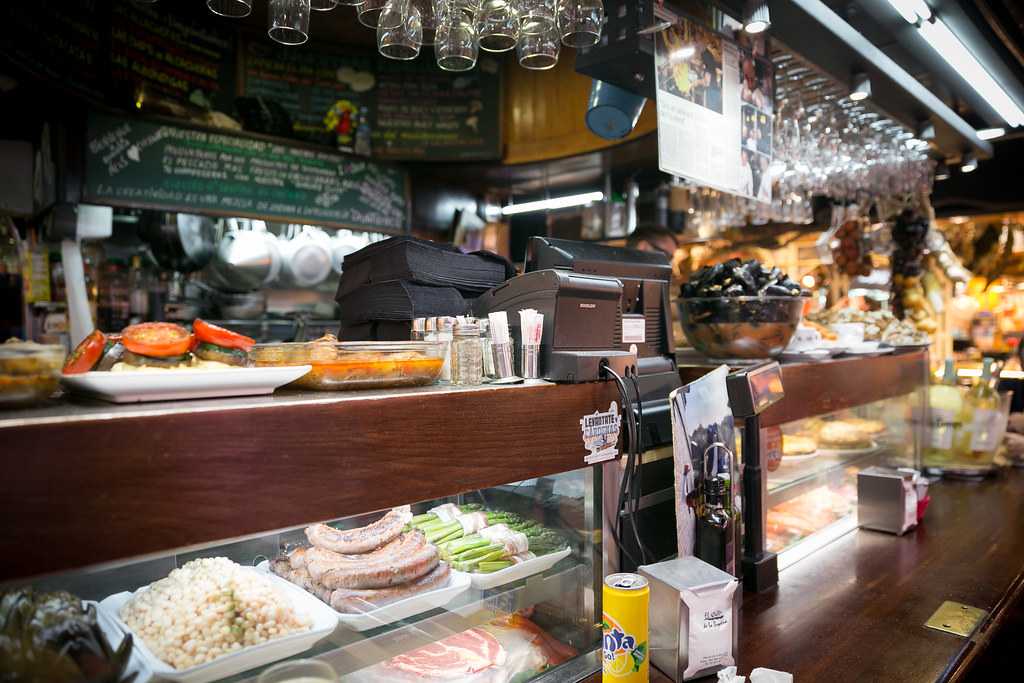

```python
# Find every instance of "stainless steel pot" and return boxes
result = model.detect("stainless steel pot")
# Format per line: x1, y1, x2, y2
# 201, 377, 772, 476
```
206, 219, 282, 292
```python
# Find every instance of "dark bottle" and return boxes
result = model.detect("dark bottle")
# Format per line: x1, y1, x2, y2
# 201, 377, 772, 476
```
697, 476, 735, 575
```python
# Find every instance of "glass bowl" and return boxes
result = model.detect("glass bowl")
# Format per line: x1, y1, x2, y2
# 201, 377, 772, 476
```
0, 341, 66, 408
250, 340, 446, 390
677, 296, 805, 359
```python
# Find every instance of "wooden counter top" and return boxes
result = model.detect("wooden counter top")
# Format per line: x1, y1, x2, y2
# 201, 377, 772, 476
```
587, 469, 1024, 683
0, 381, 617, 581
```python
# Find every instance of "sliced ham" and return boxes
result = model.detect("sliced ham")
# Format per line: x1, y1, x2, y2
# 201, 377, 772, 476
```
429, 503, 461, 522
385, 627, 506, 678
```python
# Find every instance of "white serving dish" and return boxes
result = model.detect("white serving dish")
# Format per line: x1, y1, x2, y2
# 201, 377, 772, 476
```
817, 441, 881, 457
92, 600, 153, 683
841, 342, 893, 356
468, 547, 573, 590
61, 365, 311, 403
98, 568, 338, 683
256, 561, 472, 633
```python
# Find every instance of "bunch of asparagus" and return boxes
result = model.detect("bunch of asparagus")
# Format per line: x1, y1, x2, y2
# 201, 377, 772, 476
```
409, 504, 567, 573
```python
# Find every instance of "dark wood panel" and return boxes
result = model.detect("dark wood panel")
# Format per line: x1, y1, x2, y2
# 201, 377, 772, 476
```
678, 351, 929, 427
586, 470, 1024, 683
0, 382, 616, 581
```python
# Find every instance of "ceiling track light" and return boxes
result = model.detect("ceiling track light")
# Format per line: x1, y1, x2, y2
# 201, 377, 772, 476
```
934, 161, 950, 181
850, 71, 872, 101
743, 1, 771, 35
960, 153, 978, 174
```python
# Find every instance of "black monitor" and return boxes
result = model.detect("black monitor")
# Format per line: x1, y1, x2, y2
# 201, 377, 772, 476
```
525, 236, 680, 449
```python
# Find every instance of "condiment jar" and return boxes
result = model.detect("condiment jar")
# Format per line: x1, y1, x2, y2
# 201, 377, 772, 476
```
411, 317, 426, 341
452, 318, 483, 386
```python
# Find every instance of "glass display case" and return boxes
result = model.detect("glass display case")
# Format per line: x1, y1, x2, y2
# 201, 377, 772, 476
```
10, 468, 602, 683
766, 391, 923, 566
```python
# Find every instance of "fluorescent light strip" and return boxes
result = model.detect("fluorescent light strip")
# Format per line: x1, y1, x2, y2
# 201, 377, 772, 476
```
977, 127, 1005, 140
886, 0, 931, 24
501, 191, 604, 216
916, 18, 1024, 128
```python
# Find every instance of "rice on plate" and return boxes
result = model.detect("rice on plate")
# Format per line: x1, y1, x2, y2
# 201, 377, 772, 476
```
119, 557, 311, 669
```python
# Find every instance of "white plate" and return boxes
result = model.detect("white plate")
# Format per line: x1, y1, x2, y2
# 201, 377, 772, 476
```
469, 547, 573, 590
99, 568, 338, 683
779, 450, 820, 463
841, 343, 893, 356
61, 365, 311, 403
256, 560, 472, 632
92, 601, 153, 683
817, 441, 881, 457
779, 349, 833, 362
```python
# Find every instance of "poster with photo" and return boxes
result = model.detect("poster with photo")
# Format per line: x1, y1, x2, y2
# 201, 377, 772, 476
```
656, 18, 774, 203
670, 365, 739, 558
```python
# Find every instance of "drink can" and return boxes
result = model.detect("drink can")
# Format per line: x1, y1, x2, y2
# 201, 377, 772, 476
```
602, 573, 650, 681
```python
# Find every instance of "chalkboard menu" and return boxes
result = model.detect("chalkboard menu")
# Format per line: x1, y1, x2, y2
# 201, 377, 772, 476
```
110, 2, 237, 112
84, 113, 408, 232
242, 42, 501, 161
0, 0, 106, 102
373, 57, 502, 161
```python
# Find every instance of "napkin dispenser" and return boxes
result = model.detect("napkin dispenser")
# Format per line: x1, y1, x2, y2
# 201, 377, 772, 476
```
639, 556, 740, 681
857, 466, 926, 535
472, 269, 634, 382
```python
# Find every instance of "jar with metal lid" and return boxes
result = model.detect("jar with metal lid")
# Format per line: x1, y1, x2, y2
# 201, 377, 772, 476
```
411, 317, 426, 341
452, 318, 483, 386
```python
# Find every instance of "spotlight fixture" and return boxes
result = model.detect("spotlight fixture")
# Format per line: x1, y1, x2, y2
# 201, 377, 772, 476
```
977, 127, 1005, 141
934, 161, 950, 181
850, 72, 872, 101
960, 153, 978, 173
743, 1, 771, 35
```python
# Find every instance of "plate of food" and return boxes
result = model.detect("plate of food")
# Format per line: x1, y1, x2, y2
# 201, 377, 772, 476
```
780, 434, 819, 462
60, 320, 311, 402
98, 557, 338, 683
816, 419, 882, 454
411, 505, 574, 591
266, 506, 472, 632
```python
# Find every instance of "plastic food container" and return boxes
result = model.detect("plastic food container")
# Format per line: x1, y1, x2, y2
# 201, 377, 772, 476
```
250, 340, 446, 390
678, 296, 805, 359
0, 341, 65, 408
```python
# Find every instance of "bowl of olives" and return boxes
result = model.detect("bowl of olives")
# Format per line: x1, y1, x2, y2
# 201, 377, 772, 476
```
679, 259, 808, 359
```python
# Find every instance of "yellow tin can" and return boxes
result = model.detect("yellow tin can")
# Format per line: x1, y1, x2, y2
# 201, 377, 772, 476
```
602, 572, 650, 681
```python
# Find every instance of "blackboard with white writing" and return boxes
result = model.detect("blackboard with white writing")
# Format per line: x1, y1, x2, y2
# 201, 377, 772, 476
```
84, 113, 408, 232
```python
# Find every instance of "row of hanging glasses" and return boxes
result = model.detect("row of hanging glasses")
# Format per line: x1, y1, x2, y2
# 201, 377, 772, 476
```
199, 0, 604, 71
771, 51, 933, 206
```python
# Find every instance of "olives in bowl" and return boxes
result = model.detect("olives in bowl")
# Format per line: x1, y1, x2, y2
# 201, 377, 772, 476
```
679, 259, 808, 360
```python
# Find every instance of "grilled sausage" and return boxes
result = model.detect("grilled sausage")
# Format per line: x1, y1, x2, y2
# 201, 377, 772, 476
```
307, 533, 439, 590
329, 562, 452, 613
305, 506, 412, 554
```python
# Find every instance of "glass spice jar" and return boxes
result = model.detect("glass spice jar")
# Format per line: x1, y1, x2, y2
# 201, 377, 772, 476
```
451, 318, 483, 386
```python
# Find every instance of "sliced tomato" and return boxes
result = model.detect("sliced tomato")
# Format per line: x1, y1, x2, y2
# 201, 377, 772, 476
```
122, 322, 193, 358
63, 330, 107, 374
192, 319, 255, 352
